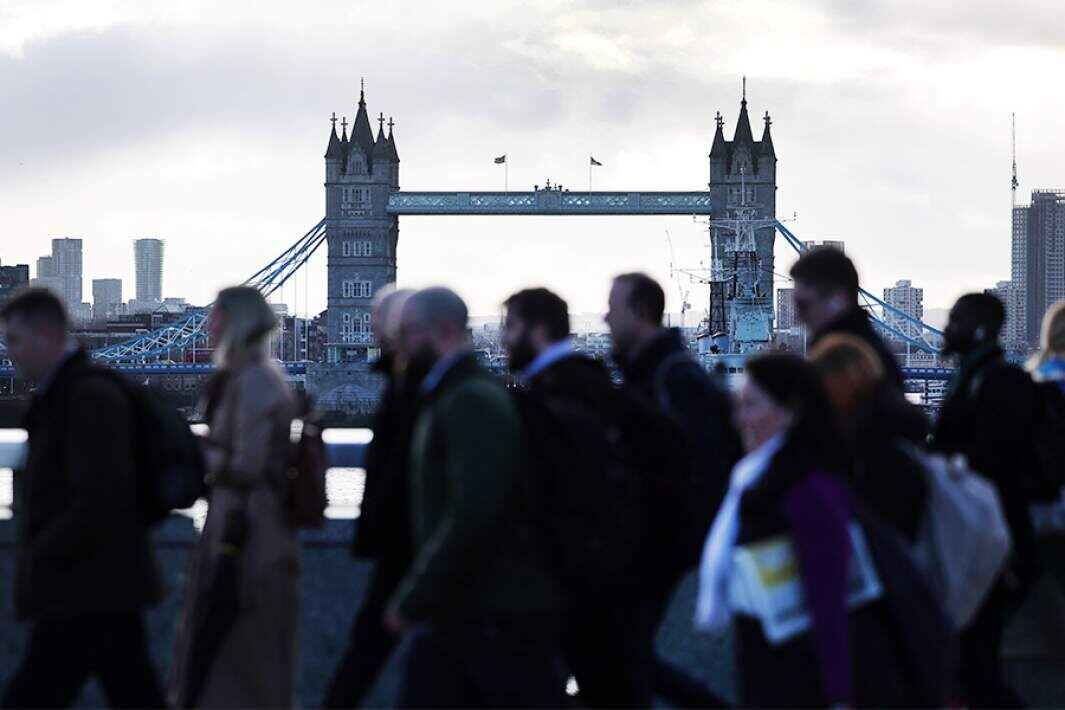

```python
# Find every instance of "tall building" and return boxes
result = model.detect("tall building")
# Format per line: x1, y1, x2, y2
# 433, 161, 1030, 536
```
35, 255, 54, 278
92, 278, 123, 320
134, 238, 164, 303
323, 87, 400, 362
775, 287, 797, 330
0, 262, 29, 304
883, 279, 924, 341
706, 86, 776, 340
1013, 190, 1065, 346
803, 240, 845, 253
51, 238, 83, 306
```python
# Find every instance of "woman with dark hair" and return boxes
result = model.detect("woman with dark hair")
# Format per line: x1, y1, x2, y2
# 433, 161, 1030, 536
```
695, 352, 908, 707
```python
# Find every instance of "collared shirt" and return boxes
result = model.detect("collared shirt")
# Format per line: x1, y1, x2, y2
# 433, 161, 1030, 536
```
521, 338, 576, 381
420, 349, 468, 395
34, 346, 80, 396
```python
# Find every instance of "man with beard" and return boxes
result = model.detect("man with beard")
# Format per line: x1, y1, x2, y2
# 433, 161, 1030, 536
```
324, 286, 420, 708
384, 287, 567, 708
932, 292, 1037, 708
502, 287, 650, 707
606, 272, 734, 708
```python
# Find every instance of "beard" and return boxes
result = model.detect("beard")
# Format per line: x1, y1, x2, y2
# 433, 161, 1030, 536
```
506, 333, 537, 373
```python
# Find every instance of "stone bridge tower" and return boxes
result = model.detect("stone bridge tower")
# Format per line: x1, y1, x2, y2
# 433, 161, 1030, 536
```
707, 83, 777, 336
323, 84, 400, 362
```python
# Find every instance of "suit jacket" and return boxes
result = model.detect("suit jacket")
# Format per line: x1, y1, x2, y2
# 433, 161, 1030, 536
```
14, 350, 162, 620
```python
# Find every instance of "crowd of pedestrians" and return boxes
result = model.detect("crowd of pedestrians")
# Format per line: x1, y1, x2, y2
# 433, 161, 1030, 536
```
2, 243, 1065, 708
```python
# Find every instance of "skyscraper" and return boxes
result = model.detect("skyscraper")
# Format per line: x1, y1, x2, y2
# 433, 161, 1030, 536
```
1013, 190, 1065, 346
36, 255, 54, 278
775, 287, 797, 330
51, 238, 83, 306
134, 238, 164, 303
92, 278, 123, 320
883, 279, 924, 341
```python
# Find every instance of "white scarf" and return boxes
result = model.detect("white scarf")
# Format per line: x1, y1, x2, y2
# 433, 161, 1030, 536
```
695, 432, 786, 630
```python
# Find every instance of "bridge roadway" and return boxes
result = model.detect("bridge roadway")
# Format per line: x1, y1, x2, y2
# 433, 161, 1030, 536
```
386, 190, 715, 215
0, 362, 957, 381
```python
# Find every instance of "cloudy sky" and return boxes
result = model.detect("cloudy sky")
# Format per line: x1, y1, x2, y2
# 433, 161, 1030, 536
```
2, 0, 1063, 321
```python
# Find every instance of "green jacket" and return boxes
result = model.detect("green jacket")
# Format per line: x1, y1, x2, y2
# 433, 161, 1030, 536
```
393, 352, 565, 624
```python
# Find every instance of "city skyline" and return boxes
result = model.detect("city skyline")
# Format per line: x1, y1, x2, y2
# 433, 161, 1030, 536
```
2, 1, 1064, 318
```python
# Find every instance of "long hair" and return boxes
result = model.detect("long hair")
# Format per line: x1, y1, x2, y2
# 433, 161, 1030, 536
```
808, 333, 885, 417
1030, 300, 1065, 371
213, 286, 276, 369
744, 351, 850, 476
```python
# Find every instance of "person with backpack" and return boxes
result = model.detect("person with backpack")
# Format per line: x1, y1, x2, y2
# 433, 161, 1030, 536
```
606, 272, 735, 708
809, 333, 929, 542
167, 286, 300, 708
932, 292, 1038, 708
696, 352, 938, 707
1, 288, 166, 709
324, 286, 420, 708
1031, 300, 1065, 393
384, 287, 567, 708
502, 287, 651, 707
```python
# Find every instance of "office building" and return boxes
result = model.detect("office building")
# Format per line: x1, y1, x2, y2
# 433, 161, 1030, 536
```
776, 287, 797, 330
883, 279, 924, 341
135, 238, 164, 303
0, 262, 30, 305
51, 238, 83, 306
1013, 190, 1065, 346
92, 278, 123, 320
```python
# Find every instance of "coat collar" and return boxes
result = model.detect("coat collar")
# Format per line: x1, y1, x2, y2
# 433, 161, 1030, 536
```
421, 350, 482, 398
619, 328, 686, 386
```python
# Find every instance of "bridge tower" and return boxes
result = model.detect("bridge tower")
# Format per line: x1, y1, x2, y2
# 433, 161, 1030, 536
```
707, 81, 777, 337
323, 84, 400, 362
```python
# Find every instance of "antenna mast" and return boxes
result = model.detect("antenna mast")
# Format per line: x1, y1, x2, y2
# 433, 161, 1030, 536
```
1011, 112, 1019, 208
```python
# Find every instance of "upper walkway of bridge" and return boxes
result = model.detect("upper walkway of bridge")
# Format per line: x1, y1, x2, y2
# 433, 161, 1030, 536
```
386, 191, 714, 216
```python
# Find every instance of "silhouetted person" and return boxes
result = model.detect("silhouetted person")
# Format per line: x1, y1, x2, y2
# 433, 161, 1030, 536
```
790, 246, 904, 388
384, 287, 567, 708
503, 287, 650, 707
1, 288, 165, 709
810, 333, 929, 542
932, 293, 1036, 708
167, 287, 300, 708
607, 272, 734, 708
324, 286, 419, 708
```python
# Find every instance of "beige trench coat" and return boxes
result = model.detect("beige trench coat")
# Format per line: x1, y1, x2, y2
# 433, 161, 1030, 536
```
168, 357, 301, 709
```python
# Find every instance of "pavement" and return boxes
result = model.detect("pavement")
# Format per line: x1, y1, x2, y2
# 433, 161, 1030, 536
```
1, 516, 1062, 707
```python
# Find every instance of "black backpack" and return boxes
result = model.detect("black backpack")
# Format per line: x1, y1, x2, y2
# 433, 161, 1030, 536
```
92, 368, 207, 524
1031, 380, 1065, 500
513, 388, 644, 598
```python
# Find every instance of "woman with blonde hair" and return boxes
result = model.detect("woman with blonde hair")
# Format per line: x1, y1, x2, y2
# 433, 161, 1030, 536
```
169, 286, 300, 708
1031, 300, 1065, 392
809, 333, 929, 541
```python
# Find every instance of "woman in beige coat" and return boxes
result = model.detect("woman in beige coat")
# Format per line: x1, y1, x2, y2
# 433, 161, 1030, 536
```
169, 286, 301, 708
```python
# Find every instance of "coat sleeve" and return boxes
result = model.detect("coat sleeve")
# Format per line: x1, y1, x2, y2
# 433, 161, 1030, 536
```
393, 383, 516, 621
663, 364, 733, 507
783, 473, 854, 707
32, 377, 138, 564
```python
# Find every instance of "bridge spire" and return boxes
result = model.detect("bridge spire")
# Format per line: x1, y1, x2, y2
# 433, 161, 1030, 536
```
733, 82, 753, 145
760, 110, 776, 158
386, 117, 399, 161
350, 79, 376, 159
324, 112, 342, 159
709, 110, 727, 159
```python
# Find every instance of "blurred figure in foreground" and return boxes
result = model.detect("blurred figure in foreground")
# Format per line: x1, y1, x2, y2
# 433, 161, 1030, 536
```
809, 333, 929, 542
790, 246, 904, 388
933, 293, 1037, 708
607, 272, 735, 708
324, 286, 417, 708
1, 289, 165, 708
695, 353, 911, 707
385, 287, 566, 708
1031, 300, 1065, 393
168, 286, 300, 708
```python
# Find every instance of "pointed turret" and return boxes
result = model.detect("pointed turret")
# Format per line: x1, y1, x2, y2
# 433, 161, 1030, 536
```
709, 111, 727, 158
759, 110, 775, 158
325, 113, 342, 159
350, 81, 376, 161
386, 117, 399, 161
372, 113, 391, 161
732, 93, 754, 146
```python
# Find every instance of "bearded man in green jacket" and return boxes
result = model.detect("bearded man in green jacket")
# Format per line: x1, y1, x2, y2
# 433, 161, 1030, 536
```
385, 286, 567, 708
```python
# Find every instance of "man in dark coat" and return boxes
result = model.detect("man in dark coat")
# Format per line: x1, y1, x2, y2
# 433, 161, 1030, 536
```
932, 292, 1037, 708
324, 287, 422, 708
502, 286, 652, 707
385, 287, 567, 709
789, 246, 905, 388
1, 289, 164, 708
607, 273, 734, 708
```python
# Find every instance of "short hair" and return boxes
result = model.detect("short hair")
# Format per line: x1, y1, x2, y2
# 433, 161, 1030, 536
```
789, 247, 859, 301
615, 272, 665, 324
0, 287, 69, 332
503, 288, 570, 341
955, 292, 1005, 339
407, 286, 468, 332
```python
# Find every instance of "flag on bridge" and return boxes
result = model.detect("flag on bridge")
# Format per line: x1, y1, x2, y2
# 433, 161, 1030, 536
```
590, 155, 603, 166
494, 154, 507, 164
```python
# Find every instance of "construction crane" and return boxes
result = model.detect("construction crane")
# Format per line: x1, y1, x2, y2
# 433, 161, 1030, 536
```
664, 230, 692, 328
1012, 112, 1019, 208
